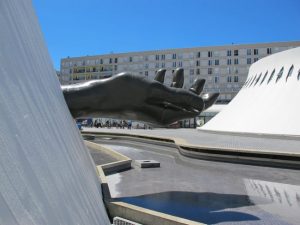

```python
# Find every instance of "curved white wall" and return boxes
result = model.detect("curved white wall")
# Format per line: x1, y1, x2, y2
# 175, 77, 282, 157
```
202, 47, 300, 136
0, 1, 109, 224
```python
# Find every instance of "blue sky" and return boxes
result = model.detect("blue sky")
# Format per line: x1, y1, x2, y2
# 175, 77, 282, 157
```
32, 0, 300, 70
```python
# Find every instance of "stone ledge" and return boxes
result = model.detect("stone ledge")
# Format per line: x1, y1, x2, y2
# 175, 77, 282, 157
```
107, 201, 205, 225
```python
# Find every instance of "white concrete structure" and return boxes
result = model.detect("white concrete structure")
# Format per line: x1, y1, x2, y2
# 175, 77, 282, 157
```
202, 47, 300, 136
0, 1, 109, 224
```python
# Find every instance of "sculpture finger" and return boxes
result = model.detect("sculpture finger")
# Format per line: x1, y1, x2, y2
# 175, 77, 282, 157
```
148, 83, 205, 112
170, 68, 184, 88
189, 78, 205, 95
202, 93, 219, 110
154, 69, 166, 83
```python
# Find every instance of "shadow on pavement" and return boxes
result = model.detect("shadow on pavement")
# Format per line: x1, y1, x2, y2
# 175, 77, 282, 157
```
115, 191, 269, 224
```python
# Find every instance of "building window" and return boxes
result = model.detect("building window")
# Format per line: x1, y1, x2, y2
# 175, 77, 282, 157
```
267, 48, 272, 54
129, 57, 133, 62
268, 69, 276, 83
208, 60, 213, 66
114, 58, 118, 63
276, 67, 284, 82
234, 58, 239, 65
286, 65, 294, 81
155, 55, 159, 60
172, 53, 176, 59
227, 59, 231, 65
254, 58, 259, 62
161, 62, 165, 68
172, 61, 176, 67
208, 51, 213, 57
260, 71, 268, 84
196, 68, 200, 75
190, 69, 194, 75
298, 69, 300, 80
228, 67, 231, 74
247, 49, 251, 55
214, 76, 219, 83
197, 52, 201, 58
227, 50, 231, 56
215, 59, 219, 65
145, 64, 149, 69
178, 61, 183, 67
161, 54, 165, 60
109, 58, 112, 64
208, 68, 213, 74
234, 76, 239, 83
234, 50, 238, 56
100, 59, 103, 64
145, 71, 148, 76
247, 58, 251, 64
227, 76, 232, 83
114, 65, 118, 71
234, 68, 239, 74
196, 60, 200, 66
254, 49, 259, 55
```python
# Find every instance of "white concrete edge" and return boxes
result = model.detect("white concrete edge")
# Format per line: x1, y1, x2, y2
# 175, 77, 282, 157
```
85, 140, 131, 161
108, 201, 206, 225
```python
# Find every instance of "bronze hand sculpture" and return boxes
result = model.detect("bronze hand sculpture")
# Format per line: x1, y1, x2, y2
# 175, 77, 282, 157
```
62, 68, 219, 125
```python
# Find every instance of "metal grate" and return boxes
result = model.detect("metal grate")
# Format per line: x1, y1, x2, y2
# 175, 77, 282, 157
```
113, 217, 142, 225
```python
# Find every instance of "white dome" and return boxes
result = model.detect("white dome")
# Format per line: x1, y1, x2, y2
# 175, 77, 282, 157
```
202, 47, 300, 136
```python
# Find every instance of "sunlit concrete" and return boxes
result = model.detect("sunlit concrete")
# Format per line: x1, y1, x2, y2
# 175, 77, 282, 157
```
202, 47, 300, 136
83, 128, 300, 155
0, 1, 109, 224
91, 137, 300, 225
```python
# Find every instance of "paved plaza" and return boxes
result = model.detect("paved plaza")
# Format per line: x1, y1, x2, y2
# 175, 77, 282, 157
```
87, 135, 300, 225
84, 127, 300, 155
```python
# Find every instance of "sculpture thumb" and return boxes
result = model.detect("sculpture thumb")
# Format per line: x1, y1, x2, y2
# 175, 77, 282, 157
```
203, 93, 219, 110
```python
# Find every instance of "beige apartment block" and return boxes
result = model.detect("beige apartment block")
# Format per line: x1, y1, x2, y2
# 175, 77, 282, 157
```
60, 41, 300, 102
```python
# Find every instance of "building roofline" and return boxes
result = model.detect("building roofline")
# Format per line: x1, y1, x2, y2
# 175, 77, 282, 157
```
61, 40, 300, 62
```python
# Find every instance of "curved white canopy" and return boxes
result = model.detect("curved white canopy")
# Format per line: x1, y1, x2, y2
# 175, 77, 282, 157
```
202, 47, 300, 136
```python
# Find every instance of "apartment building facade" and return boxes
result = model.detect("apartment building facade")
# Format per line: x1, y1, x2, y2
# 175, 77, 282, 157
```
60, 41, 300, 102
